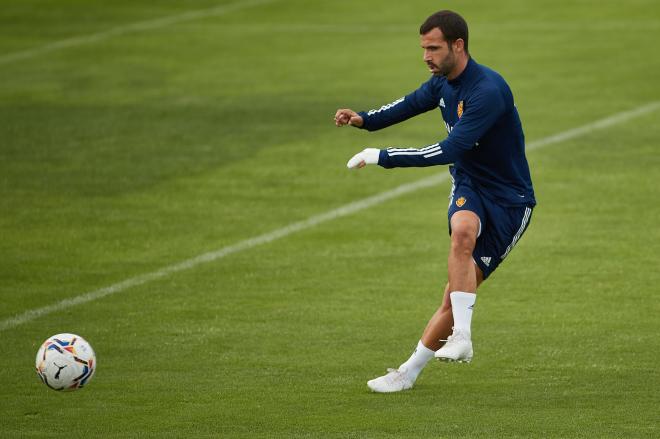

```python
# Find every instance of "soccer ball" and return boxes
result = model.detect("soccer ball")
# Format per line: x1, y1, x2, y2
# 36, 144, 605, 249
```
35, 333, 96, 391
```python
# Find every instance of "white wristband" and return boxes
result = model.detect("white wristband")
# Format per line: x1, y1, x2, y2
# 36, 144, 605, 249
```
346, 148, 380, 169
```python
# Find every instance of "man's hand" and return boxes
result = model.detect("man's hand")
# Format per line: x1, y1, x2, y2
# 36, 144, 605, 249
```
347, 148, 380, 169
334, 109, 364, 127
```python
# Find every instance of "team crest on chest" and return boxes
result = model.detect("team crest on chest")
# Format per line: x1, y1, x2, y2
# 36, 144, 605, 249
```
457, 100, 464, 119
456, 196, 466, 207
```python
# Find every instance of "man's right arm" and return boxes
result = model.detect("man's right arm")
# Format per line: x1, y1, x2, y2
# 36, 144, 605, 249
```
336, 79, 440, 131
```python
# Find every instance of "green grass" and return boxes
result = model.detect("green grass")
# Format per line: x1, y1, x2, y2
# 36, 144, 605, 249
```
1, 0, 659, 437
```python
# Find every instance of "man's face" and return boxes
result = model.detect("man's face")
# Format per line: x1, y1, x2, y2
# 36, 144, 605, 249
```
421, 27, 455, 77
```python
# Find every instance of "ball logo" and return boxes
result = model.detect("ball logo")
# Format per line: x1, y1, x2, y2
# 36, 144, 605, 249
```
456, 197, 466, 207
457, 101, 464, 119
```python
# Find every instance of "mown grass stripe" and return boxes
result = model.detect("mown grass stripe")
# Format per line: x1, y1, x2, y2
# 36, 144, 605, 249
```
1, 101, 658, 332
0, 0, 278, 65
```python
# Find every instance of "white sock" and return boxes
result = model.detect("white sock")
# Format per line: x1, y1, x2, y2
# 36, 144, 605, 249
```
450, 291, 476, 335
398, 340, 435, 381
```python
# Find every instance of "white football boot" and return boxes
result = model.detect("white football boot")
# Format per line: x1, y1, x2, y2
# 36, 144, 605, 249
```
434, 328, 473, 363
367, 368, 415, 393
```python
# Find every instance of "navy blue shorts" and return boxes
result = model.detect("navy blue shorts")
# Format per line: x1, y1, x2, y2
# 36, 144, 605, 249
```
447, 181, 533, 280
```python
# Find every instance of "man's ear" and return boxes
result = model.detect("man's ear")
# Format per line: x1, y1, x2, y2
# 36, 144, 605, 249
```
453, 38, 465, 54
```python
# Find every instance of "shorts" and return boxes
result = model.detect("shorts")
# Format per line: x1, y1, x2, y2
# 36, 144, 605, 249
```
447, 181, 533, 280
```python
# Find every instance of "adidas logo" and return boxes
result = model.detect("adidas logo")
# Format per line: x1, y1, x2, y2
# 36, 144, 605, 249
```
480, 256, 491, 267
439, 98, 446, 108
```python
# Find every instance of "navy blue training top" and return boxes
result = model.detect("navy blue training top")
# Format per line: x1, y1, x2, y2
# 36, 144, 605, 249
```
357, 58, 536, 207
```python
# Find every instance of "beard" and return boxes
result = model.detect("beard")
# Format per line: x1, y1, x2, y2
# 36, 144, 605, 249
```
428, 48, 456, 77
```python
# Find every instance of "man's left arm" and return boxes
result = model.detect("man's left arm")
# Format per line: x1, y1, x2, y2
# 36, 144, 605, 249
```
348, 86, 505, 169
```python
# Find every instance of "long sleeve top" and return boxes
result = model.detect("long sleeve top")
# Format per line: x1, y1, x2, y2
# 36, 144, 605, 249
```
358, 58, 536, 207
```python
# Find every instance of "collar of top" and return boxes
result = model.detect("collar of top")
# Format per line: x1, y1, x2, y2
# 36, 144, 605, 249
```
447, 57, 476, 86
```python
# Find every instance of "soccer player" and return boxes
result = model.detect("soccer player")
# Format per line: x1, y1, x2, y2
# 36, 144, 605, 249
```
335, 10, 536, 393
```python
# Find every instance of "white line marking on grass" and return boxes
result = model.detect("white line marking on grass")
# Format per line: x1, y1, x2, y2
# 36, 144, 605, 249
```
0, 0, 277, 66
0, 175, 447, 332
526, 101, 660, 152
1, 102, 658, 332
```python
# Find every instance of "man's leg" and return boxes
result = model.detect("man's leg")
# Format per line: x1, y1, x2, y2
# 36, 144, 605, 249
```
420, 210, 484, 350
434, 210, 481, 362
367, 212, 483, 392
420, 283, 452, 351
447, 210, 480, 293
420, 269, 483, 352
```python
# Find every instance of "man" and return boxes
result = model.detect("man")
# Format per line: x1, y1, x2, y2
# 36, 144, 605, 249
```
334, 10, 536, 393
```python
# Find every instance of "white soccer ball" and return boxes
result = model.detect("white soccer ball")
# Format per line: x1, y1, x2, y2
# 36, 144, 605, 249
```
35, 333, 96, 391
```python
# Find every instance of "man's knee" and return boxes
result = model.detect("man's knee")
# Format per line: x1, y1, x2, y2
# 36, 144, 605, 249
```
450, 211, 479, 253
451, 227, 476, 251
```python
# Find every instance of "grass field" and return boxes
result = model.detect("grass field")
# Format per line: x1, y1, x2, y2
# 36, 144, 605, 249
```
1, 0, 659, 437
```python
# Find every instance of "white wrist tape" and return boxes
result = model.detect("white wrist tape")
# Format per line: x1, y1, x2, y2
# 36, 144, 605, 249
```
346, 148, 380, 169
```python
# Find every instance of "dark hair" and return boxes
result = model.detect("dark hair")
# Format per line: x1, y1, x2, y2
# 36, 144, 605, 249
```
420, 10, 469, 54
